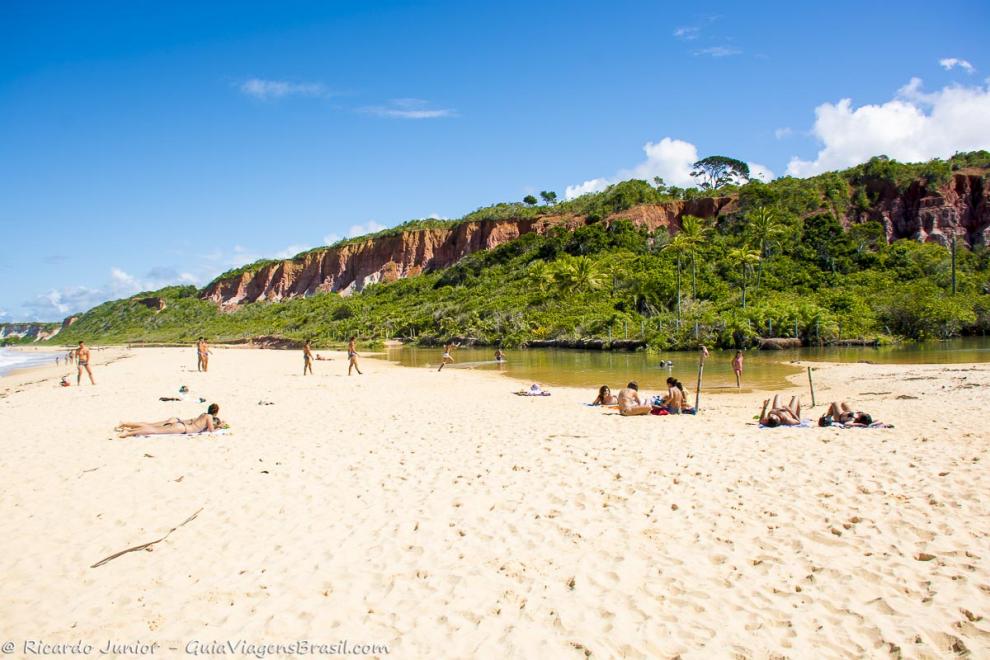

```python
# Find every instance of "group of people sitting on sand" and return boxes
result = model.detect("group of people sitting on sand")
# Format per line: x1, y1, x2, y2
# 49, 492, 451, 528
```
591, 378, 695, 416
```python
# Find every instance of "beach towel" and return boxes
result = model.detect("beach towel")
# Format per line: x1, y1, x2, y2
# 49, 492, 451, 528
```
130, 428, 231, 439
830, 421, 895, 429
759, 419, 813, 429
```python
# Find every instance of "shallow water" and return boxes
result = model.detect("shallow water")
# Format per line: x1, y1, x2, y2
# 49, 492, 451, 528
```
382, 337, 990, 392
0, 348, 62, 376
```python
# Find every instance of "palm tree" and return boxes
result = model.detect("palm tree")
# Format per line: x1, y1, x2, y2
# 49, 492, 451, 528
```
728, 248, 761, 308
565, 256, 603, 293
662, 235, 688, 324
677, 214, 712, 299
745, 207, 784, 291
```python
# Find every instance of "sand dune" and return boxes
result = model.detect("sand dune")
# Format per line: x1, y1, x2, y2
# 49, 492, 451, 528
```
0, 346, 988, 657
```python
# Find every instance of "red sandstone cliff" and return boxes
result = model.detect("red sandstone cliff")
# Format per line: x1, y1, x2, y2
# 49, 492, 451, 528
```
857, 171, 990, 246
201, 174, 988, 309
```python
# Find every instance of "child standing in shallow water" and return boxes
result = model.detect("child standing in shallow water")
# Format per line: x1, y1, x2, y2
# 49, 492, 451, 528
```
732, 350, 744, 388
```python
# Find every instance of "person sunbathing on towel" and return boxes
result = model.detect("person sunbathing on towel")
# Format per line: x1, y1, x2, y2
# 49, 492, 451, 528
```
591, 385, 618, 406
618, 382, 652, 416
759, 395, 802, 427
117, 403, 224, 437
819, 401, 873, 427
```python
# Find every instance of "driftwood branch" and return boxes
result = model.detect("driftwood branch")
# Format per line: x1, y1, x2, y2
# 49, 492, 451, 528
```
90, 507, 204, 568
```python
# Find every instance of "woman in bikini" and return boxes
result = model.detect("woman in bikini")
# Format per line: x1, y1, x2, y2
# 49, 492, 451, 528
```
759, 395, 802, 427
117, 404, 224, 438
818, 402, 873, 427
347, 337, 362, 375
591, 385, 618, 406
437, 341, 460, 371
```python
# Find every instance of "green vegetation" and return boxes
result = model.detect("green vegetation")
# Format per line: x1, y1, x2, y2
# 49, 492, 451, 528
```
52, 152, 990, 350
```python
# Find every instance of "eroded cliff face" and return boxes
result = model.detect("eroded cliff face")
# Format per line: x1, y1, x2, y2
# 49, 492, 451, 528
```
0, 323, 61, 342
856, 171, 990, 246
201, 198, 735, 309
201, 175, 988, 309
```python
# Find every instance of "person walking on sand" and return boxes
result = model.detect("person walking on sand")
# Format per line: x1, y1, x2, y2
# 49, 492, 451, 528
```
76, 341, 95, 385
199, 338, 212, 372
438, 341, 460, 372
732, 350, 744, 388
303, 340, 314, 375
347, 337, 362, 375
196, 338, 204, 372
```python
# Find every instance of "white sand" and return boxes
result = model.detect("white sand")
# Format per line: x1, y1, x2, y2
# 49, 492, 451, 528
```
0, 346, 988, 657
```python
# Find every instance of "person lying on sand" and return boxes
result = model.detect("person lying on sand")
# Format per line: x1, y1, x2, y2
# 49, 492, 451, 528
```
618, 382, 652, 416
116, 403, 225, 438
591, 385, 617, 406
759, 395, 802, 427
819, 401, 873, 427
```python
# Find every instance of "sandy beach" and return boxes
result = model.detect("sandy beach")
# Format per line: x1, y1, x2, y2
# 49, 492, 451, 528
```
0, 346, 988, 658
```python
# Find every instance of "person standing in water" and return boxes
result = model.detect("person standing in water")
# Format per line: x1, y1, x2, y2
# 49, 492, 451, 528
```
347, 336, 362, 375
732, 350, 744, 388
495, 348, 505, 362
303, 340, 314, 375
76, 341, 95, 385
438, 341, 460, 371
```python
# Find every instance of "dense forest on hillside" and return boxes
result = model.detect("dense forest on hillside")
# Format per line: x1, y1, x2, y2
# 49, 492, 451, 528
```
53, 152, 990, 350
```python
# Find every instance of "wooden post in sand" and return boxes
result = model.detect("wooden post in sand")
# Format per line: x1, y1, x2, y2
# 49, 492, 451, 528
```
807, 366, 816, 407
695, 362, 704, 411
695, 358, 705, 412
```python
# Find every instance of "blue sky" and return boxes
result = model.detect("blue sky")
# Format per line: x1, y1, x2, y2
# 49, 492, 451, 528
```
2, 0, 989, 321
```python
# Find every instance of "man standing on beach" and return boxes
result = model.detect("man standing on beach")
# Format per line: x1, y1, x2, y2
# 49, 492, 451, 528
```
347, 336, 362, 375
76, 341, 95, 385
303, 340, 314, 375
196, 338, 203, 371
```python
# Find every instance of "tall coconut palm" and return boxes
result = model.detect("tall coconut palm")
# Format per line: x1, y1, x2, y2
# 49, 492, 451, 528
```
677, 214, 712, 299
728, 247, 761, 308
662, 235, 689, 324
745, 207, 784, 292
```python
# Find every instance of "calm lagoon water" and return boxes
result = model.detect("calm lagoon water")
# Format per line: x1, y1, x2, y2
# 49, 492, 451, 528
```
381, 337, 990, 392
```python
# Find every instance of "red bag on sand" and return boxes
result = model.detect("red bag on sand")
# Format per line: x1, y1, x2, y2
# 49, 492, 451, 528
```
650, 408, 669, 416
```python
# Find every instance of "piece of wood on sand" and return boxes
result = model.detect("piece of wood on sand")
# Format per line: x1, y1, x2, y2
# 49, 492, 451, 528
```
90, 508, 204, 568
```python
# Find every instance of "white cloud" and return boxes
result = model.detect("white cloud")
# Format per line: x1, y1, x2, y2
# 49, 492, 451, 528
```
565, 137, 774, 200
24, 286, 104, 319
274, 244, 308, 259
774, 127, 793, 139
694, 46, 741, 58
323, 233, 342, 246
360, 98, 457, 119
565, 177, 610, 199
673, 26, 699, 40
239, 78, 328, 100
786, 77, 990, 176
347, 221, 387, 238
939, 58, 975, 74
748, 162, 774, 182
